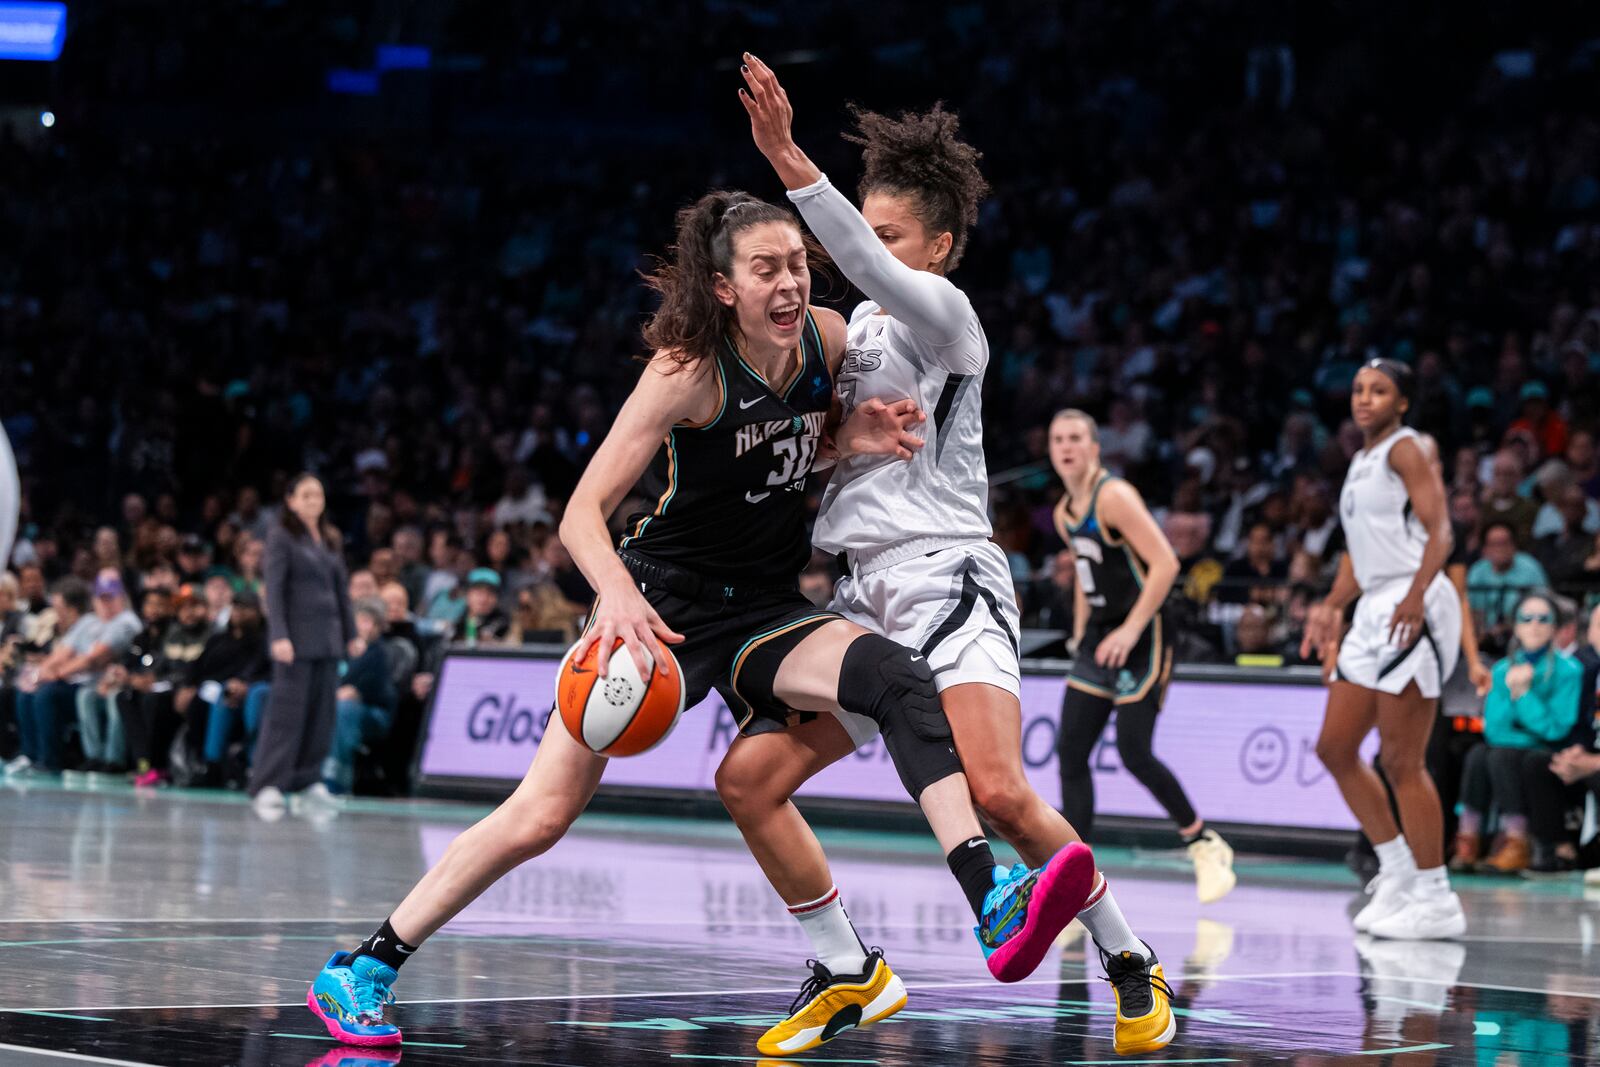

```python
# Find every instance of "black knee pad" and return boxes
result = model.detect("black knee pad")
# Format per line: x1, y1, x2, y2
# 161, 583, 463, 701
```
838, 633, 962, 800
839, 633, 948, 740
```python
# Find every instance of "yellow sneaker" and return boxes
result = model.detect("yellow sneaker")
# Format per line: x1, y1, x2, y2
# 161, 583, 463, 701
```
1100, 942, 1176, 1056
1187, 830, 1237, 904
756, 948, 907, 1056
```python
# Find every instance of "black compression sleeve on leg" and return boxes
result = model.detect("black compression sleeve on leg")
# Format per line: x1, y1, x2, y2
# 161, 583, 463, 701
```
1113, 693, 1199, 830
837, 633, 963, 801
1057, 685, 1115, 842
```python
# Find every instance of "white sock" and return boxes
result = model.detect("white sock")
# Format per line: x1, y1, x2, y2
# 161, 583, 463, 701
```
1077, 872, 1144, 956
1412, 865, 1451, 898
788, 886, 868, 976
1373, 835, 1417, 879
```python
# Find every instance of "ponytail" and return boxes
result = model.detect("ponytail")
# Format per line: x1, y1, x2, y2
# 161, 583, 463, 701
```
640, 191, 827, 369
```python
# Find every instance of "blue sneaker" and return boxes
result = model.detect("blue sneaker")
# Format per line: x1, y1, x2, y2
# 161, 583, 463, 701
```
976, 864, 1033, 953
307, 952, 402, 1047
974, 842, 1096, 983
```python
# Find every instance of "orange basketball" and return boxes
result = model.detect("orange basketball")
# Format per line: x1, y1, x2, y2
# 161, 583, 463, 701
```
556, 637, 686, 756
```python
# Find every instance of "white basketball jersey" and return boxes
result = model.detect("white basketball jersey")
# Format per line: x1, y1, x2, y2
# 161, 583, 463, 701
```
812, 300, 992, 556
1339, 426, 1426, 588
0, 421, 17, 570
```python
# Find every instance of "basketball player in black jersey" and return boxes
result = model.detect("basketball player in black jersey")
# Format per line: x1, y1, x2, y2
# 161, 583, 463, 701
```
307, 192, 1086, 1057
1050, 410, 1237, 903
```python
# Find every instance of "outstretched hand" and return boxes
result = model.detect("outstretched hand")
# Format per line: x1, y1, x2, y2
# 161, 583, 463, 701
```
738, 52, 795, 160
835, 397, 926, 461
738, 52, 822, 189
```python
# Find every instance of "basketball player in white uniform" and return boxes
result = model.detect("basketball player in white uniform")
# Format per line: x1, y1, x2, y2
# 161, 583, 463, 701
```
1302, 359, 1466, 940
0, 421, 18, 571
729, 55, 1175, 1055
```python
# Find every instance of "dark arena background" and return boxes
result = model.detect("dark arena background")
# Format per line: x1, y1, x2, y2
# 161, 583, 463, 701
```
3, 2, 1600, 1065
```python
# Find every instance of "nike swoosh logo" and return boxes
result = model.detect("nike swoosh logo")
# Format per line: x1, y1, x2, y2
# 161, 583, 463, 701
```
739, 397, 764, 410
745, 491, 771, 503
909, 655, 924, 662
569, 664, 592, 675
967, 839, 985, 848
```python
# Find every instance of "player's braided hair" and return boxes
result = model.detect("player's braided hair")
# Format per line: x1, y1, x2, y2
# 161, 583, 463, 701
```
845, 103, 989, 271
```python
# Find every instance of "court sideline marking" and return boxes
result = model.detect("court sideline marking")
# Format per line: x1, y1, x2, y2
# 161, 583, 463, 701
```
13, 967, 1594, 1018
0, 918, 1586, 950
0, 1044, 160, 1067
0, 969, 1339, 1015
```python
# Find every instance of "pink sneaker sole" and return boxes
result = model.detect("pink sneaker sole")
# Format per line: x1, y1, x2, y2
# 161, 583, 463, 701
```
306, 988, 403, 1047
986, 842, 1096, 983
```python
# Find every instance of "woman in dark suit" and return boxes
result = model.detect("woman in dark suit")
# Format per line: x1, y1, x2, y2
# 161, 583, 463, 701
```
251, 473, 355, 815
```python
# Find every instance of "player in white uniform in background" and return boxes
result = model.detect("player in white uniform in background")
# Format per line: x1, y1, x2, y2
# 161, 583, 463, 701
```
726, 54, 1174, 1055
1302, 359, 1467, 940
0, 421, 17, 572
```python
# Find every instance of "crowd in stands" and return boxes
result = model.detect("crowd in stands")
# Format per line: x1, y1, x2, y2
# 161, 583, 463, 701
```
0, 507, 580, 797
2, 3, 1600, 821
1417, 591, 1600, 876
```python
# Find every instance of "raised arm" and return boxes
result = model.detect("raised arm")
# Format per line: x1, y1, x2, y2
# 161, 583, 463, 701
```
787, 176, 973, 352
738, 53, 977, 362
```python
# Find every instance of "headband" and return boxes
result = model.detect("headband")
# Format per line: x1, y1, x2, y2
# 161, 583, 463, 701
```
1363, 358, 1413, 398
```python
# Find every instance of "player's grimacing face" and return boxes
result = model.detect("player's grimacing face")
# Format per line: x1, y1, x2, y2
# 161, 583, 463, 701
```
1049, 417, 1097, 479
718, 221, 809, 352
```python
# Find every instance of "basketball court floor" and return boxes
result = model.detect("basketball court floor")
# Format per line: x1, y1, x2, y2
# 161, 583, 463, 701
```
1, 781, 1596, 1066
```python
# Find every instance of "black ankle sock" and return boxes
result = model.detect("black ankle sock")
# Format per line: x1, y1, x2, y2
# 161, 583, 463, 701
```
1180, 824, 1208, 847
351, 918, 418, 972
947, 836, 997, 920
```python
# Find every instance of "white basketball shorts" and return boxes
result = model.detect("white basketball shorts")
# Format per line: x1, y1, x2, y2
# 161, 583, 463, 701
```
829, 539, 1022, 746
1335, 574, 1461, 699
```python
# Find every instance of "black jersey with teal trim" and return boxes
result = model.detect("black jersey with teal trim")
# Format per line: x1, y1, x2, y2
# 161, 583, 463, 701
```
1054, 474, 1147, 631
621, 311, 833, 584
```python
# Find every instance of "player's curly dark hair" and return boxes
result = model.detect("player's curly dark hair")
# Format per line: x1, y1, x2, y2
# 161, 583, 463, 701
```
845, 103, 989, 271
641, 190, 829, 369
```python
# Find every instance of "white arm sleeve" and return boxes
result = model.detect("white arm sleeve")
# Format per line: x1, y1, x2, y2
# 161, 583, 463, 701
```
788, 174, 980, 370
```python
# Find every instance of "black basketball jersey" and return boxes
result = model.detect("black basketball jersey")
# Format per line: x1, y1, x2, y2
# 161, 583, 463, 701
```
621, 311, 833, 584
1054, 473, 1146, 631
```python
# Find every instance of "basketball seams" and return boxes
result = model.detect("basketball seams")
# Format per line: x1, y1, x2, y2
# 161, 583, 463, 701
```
596, 650, 654, 755
604, 645, 687, 756
559, 636, 685, 756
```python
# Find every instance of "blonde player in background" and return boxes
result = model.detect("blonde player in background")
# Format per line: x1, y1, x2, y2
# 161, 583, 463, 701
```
1049, 409, 1237, 904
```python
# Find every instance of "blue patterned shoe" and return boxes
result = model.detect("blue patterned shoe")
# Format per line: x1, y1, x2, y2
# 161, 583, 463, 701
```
975, 842, 1095, 982
307, 952, 402, 1047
